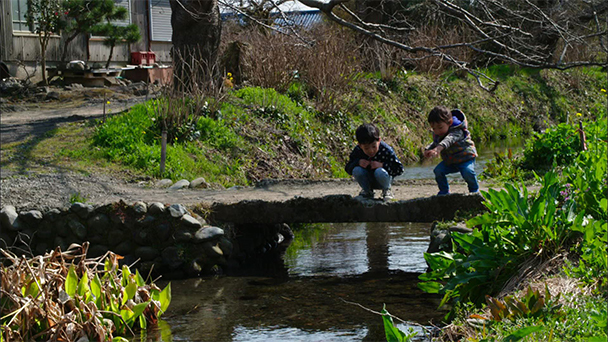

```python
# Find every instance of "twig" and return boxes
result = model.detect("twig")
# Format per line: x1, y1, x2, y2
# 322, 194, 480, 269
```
339, 298, 433, 335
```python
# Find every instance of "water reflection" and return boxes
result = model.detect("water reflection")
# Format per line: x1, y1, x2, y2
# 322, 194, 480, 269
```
137, 222, 446, 342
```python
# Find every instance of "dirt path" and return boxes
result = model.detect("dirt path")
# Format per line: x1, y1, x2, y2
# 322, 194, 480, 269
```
1, 93, 498, 210
1, 96, 148, 145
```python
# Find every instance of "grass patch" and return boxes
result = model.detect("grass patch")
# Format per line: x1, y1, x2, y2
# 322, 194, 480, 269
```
4, 67, 606, 188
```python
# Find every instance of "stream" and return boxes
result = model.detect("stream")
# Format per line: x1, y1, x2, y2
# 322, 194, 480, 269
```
136, 222, 446, 342
132, 141, 522, 341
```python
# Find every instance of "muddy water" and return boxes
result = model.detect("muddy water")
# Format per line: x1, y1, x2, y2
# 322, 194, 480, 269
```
137, 222, 447, 342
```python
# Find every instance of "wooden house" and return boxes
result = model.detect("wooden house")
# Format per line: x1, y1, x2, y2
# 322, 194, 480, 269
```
0, 0, 321, 83
0, 0, 173, 82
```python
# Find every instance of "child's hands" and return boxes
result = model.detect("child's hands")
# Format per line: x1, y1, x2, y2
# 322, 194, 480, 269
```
359, 159, 371, 168
370, 161, 383, 169
424, 148, 440, 159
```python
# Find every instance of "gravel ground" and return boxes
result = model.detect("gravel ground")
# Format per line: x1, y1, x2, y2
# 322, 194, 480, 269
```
0, 171, 140, 211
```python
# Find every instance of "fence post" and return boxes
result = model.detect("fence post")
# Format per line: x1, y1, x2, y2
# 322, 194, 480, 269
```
160, 130, 167, 176
579, 121, 587, 151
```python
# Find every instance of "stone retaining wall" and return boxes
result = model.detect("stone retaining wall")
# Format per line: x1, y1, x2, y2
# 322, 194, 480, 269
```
0, 201, 290, 279
1, 194, 484, 278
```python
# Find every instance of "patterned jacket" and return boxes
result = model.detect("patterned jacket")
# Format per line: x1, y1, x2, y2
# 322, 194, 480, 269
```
345, 141, 404, 177
425, 109, 477, 165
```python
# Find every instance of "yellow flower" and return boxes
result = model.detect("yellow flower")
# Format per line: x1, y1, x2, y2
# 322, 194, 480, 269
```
521, 101, 524, 104
577, 113, 582, 117
107, 101, 111, 105
227, 72, 232, 77
601, 89, 606, 93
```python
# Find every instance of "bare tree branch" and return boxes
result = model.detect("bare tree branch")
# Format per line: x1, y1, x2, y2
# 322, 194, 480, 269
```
297, 0, 607, 92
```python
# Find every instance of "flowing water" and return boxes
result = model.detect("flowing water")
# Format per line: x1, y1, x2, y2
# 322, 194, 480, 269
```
136, 222, 447, 342
132, 140, 523, 341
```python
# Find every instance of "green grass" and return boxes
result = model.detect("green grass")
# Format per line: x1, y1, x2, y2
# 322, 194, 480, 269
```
2, 67, 605, 187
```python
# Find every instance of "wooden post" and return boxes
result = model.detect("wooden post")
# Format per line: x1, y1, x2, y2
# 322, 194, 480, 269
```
579, 121, 587, 151
160, 129, 167, 176
103, 91, 106, 122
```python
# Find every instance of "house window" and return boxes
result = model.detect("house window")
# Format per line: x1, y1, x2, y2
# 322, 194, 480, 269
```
150, 0, 172, 42
112, 0, 131, 27
11, 0, 31, 32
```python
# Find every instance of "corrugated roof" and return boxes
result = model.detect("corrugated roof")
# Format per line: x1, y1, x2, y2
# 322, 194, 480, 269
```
221, 9, 322, 30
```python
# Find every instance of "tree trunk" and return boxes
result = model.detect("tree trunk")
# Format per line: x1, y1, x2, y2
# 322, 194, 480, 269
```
39, 33, 48, 85
61, 32, 79, 63
106, 44, 115, 69
170, 0, 222, 92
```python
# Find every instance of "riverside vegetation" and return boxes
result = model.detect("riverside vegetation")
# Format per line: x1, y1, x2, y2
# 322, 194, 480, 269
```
1, 65, 606, 342
0, 243, 171, 341
1, 66, 605, 187
383, 110, 607, 341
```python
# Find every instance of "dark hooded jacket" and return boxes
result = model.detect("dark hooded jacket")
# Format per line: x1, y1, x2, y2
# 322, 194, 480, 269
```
425, 109, 477, 165
345, 141, 404, 177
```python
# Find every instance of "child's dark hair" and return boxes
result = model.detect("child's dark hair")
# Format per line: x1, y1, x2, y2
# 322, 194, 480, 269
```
356, 123, 380, 144
428, 106, 452, 124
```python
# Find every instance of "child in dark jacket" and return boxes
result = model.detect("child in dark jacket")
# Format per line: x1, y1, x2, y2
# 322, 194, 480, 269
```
424, 106, 479, 195
345, 123, 404, 200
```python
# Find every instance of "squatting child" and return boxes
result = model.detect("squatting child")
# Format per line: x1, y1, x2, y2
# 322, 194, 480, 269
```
423, 106, 479, 195
345, 123, 404, 200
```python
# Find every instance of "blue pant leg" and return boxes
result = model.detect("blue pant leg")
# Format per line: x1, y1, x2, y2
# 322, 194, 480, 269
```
433, 161, 459, 194
458, 159, 479, 192
373, 168, 393, 190
353, 166, 372, 192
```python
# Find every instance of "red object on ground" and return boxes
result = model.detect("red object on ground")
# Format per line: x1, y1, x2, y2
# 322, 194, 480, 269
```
131, 51, 148, 65
145, 51, 156, 65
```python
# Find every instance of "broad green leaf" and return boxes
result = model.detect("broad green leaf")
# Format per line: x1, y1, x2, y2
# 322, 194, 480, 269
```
139, 315, 147, 330
127, 302, 150, 326
417, 281, 441, 293
21, 279, 40, 298
120, 308, 135, 325
159, 283, 172, 314
122, 282, 137, 306
381, 305, 408, 342
503, 326, 544, 341
122, 265, 131, 287
77, 269, 90, 298
65, 265, 78, 297
112, 338, 129, 342
91, 274, 102, 301
135, 269, 146, 287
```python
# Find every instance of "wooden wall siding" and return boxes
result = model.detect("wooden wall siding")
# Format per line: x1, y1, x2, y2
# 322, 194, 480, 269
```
89, 40, 130, 64
1, 0, 173, 67
150, 42, 172, 63
11, 35, 63, 61
131, 0, 150, 52
0, 0, 13, 60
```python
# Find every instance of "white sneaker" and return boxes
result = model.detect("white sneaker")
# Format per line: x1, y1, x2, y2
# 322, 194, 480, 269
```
358, 189, 374, 199
382, 189, 394, 200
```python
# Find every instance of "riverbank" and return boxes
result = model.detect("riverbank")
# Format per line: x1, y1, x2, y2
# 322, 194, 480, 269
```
1, 67, 604, 190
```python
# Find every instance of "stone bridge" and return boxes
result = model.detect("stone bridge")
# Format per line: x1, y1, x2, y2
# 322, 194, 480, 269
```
207, 193, 486, 225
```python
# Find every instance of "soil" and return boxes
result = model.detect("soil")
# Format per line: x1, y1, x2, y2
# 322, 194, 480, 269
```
0, 85, 489, 211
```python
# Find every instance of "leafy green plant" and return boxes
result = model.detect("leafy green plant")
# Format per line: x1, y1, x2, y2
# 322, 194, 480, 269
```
0, 244, 171, 341
419, 171, 579, 307
520, 123, 581, 172
381, 305, 417, 342
567, 214, 608, 293
69, 191, 87, 204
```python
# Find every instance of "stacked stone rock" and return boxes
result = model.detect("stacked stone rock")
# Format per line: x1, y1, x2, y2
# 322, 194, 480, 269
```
0, 201, 232, 279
